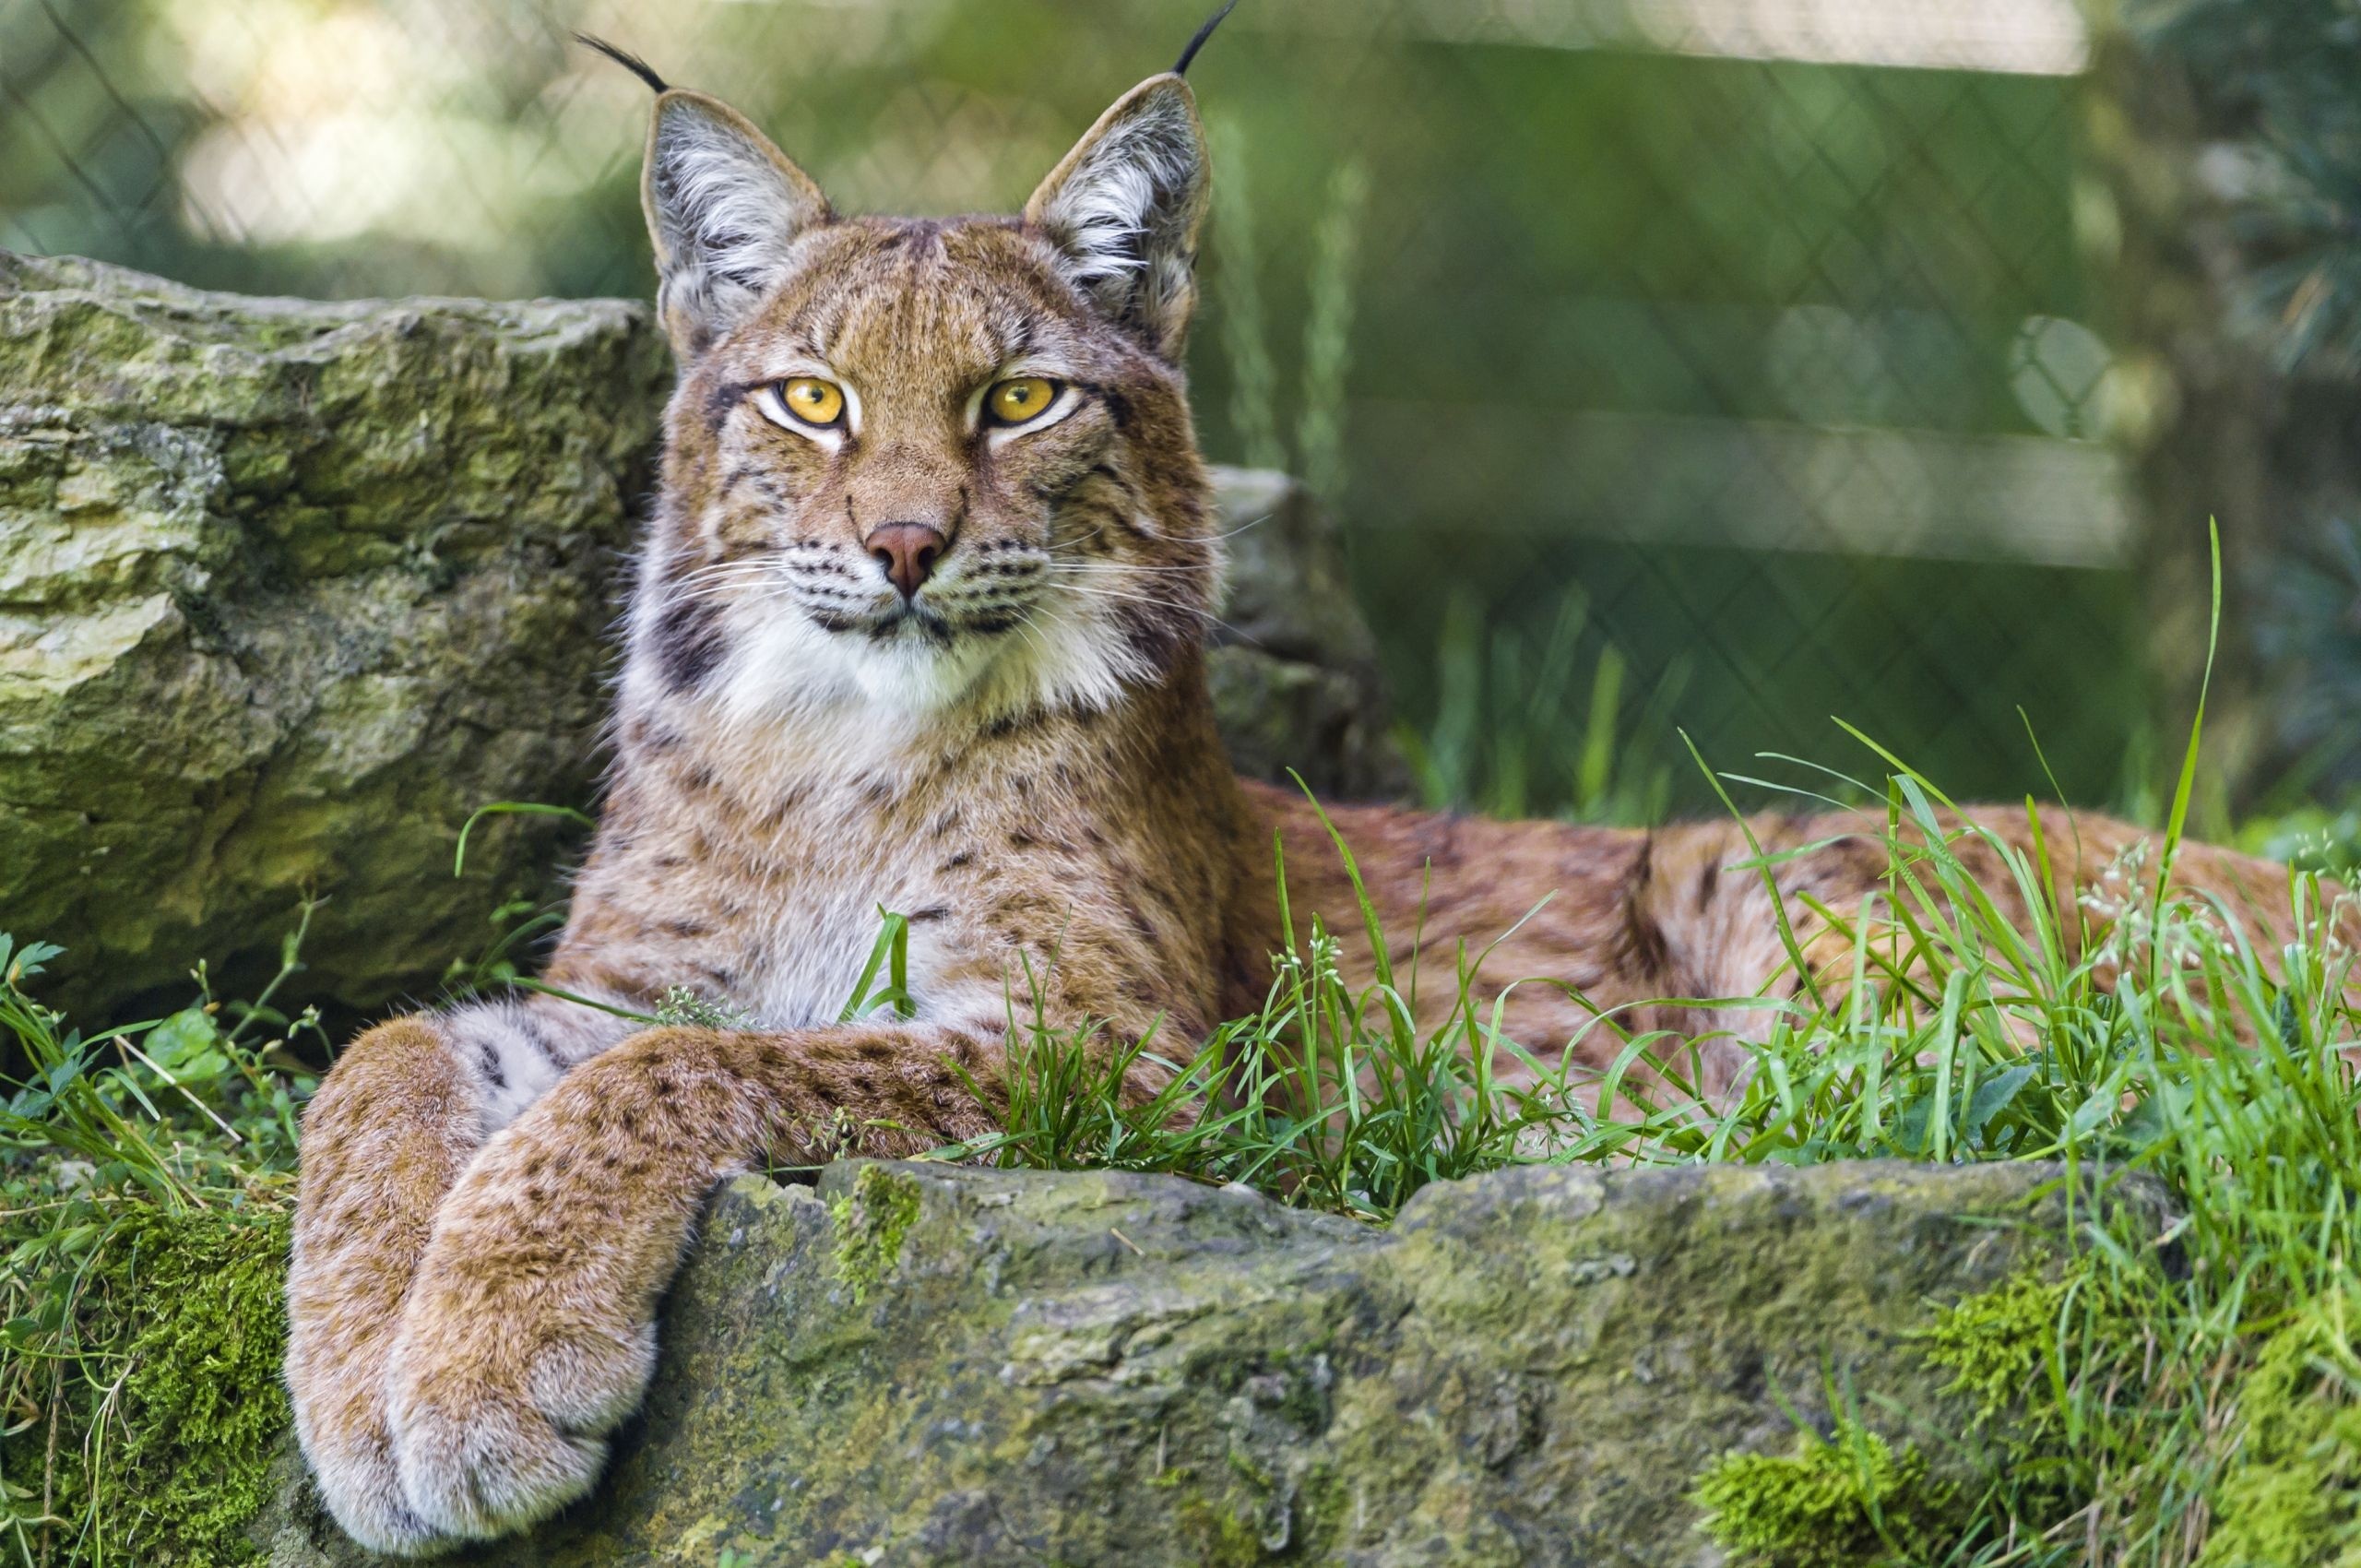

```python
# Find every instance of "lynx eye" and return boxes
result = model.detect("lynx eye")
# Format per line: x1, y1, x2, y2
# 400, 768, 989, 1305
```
985, 376, 1064, 428
765, 376, 846, 431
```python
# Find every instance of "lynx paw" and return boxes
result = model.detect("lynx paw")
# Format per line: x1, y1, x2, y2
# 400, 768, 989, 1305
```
386, 1311, 658, 1540
288, 1324, 455, 1557
299, 1423, 453, 1558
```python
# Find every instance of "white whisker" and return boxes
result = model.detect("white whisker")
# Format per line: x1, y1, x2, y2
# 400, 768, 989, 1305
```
1047, 559, 1215, 577
667, 563, 782, 587
1009, 609, 1052, 662
1209, 511, 1275, 541
670, 555, 787, 587
666, 575, 795, 610
1050, 579, 1222, 623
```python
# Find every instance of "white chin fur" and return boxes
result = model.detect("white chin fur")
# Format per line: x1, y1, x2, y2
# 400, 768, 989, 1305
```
704, 589, 1151, 740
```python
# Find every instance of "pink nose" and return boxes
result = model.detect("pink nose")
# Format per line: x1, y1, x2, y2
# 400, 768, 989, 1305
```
866, 523, 947, 600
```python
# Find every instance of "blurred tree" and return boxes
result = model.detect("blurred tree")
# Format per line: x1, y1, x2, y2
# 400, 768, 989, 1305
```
2145, 0, 2361, 372
2096, 0, 2361, 810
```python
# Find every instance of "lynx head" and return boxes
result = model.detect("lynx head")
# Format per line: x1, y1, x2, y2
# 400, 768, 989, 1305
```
614, 40, 1228, 737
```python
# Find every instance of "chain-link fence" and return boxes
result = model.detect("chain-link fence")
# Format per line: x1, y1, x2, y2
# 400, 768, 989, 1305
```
4, 0, 2189, 818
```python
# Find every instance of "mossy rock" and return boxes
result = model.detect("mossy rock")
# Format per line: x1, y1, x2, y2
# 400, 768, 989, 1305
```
0, 1202, 293, 1568
255, 1158, 2160, 1566
1204, 467, 1404, 800
0, 250, 670, 1021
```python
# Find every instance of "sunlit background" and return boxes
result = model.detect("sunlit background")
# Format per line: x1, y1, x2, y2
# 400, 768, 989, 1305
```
6, 0, 2356, 827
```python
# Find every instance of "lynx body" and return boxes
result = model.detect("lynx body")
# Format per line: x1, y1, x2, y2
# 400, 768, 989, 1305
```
285, 40, 2298, 1555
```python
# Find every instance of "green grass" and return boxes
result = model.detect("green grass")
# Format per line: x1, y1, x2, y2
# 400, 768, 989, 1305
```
2, 927, 320, 1566
1398, 583, 1691, 825
7, 550, 2361, 1562
936, 555, 2361, 1563
936, 560, 2361, 1566
7, 743, 2360, 1562
940, 756, 2361, 1562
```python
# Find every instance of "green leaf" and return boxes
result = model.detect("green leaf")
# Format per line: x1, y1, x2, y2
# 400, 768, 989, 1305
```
453, 800, 596, 877
839, 909, 916, 1022
1963, 1065, 2035, 1143
146, 1007, 225, 1075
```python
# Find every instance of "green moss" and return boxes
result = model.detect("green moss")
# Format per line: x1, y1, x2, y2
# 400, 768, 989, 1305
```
1, 1202, 292, 1567
1686, 1265, 2082, 1568
2196, 1290, 2361, 1567
1690, 1418, 1958, 1568
1691, 1264, 2134, 1568
1923, 1267, 2071, 1426
1172, 1494, 1273, 1567
829, 1165, 921, 1305
106, 1206, 292, 1565
1695, 1259, 2361, 1567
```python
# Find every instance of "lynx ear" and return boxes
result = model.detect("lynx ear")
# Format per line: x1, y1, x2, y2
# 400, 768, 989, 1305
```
641, 91, 832, 357
1024, 76, 1210, 358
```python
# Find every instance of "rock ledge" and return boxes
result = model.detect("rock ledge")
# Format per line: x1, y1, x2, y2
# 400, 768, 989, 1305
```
260, 1158, 2148, 1567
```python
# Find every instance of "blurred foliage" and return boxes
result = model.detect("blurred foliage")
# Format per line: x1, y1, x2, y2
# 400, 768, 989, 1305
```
1400, 586, 1689, 823
2234, 794, 2361, 881
2254, 517, 2361, 802
2119, 0, 2361, 801
2140, 0, 2361, 372
0, 0, 2220, 815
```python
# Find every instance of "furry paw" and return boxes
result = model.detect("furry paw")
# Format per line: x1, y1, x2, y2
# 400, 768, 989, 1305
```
385, 1308, 658, 1540
288, 1302, 456, 1557
298, 1421, 454, 1559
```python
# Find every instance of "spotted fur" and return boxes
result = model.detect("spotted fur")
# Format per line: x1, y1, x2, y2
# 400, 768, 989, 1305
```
286, 63, 2319, 1556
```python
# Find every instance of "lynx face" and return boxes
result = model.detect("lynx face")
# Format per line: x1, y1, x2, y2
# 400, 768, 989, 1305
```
626, 80, 1219, 732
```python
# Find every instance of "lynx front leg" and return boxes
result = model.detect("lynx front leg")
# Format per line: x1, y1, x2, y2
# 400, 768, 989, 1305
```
286, 1002, 601, 1556
382, 1023, 1006, 1541
284, 1018, 484, 1557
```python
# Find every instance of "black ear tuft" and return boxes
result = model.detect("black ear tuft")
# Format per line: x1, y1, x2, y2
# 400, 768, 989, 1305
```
576, 33, 669, 95
1173, 0, 1240, 77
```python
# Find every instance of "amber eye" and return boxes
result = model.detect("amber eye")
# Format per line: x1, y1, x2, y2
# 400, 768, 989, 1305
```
776, 376, 845, 428
985, 376, 1063, 427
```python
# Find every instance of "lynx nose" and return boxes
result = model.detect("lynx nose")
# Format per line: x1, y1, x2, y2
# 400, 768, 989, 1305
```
866, 523, 948, 600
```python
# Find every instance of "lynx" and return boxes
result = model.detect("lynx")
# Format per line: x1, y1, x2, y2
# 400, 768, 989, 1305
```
286, 21, 2306, 1555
